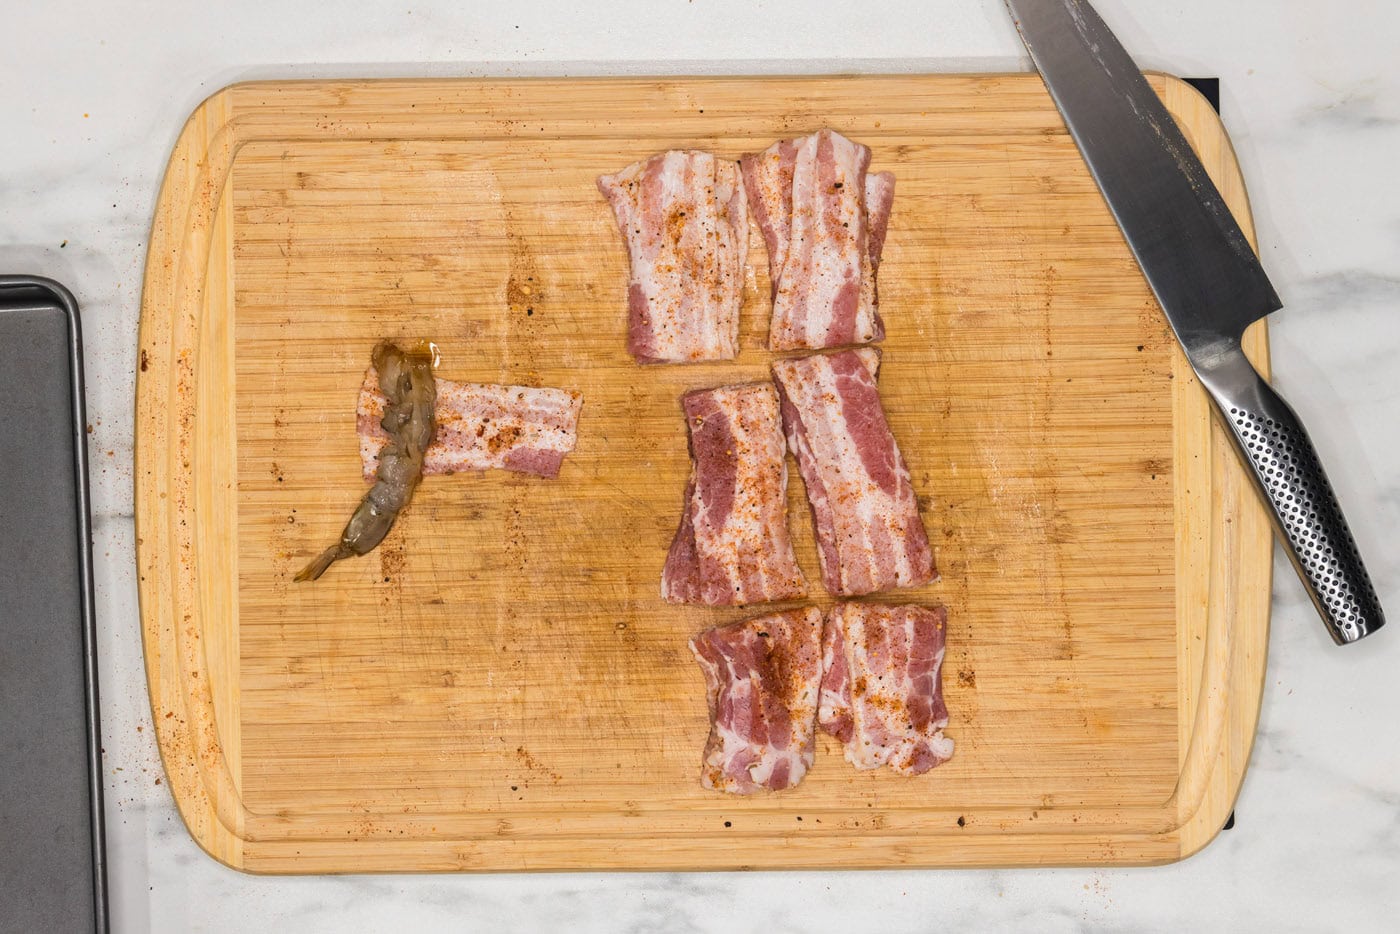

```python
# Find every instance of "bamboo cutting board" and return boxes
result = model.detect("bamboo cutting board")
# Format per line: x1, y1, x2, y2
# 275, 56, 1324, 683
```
135, 74, 1272, 872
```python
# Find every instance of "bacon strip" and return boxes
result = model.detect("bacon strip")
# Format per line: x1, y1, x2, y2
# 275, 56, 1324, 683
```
743, 141, 895, 295
739, 137, 801, 298
819, 603, 953, 775
771, 349, 934, 596
865, 171, 896, 273
662, 383, 807, 605
597, 150, 748, 363
689, 607, 824, 794
358, 368, 582, 480
742, 129, 889, 351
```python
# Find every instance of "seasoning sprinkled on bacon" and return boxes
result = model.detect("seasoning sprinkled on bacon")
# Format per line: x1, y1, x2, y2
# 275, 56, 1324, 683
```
819, 603, 953, 775
690, 607, 824, 794
663, 383, 807, 605
358, 368, 582, 480
598, 150, 748, 363
739, 137, 800, 299
743, 129, 889, 351
771, 349, 934, 596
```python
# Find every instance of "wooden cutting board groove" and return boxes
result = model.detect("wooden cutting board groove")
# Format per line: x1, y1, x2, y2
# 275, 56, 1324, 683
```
135, 74, 1271, 872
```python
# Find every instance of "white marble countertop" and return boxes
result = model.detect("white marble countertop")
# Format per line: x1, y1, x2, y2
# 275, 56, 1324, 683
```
4, 1, 1398, 930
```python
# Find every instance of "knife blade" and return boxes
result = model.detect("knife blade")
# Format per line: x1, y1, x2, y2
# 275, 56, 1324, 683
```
1004, 0, 1384, 644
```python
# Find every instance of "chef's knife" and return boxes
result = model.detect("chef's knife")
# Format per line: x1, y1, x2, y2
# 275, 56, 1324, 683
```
1004, 0, 1384, 644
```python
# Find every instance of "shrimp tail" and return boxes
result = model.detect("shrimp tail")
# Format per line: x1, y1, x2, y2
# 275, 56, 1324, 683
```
294, 544, 350, 582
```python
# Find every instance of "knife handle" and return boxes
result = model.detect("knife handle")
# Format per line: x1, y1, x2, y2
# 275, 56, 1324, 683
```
1197, 343, 1384, 644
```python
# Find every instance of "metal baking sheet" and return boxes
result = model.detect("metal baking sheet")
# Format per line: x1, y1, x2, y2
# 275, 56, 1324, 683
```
0, 275, 108, 933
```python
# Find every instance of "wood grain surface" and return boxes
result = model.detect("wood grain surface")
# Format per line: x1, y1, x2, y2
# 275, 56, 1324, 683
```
135, 74, 1272, 872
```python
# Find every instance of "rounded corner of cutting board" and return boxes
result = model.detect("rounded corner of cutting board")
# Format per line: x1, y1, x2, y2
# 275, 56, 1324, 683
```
1172, 812, 1238, 867
188, 82, 242, 127
172, 794, 250, 873
137, 72, 1274, 873
1144, 71, 1204, 98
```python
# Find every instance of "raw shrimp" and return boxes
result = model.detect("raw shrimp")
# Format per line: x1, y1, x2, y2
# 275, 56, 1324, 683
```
295, 340, 436, 582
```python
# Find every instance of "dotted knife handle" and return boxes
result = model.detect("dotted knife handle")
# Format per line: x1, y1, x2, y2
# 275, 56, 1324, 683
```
1199, 343, 1384, 644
